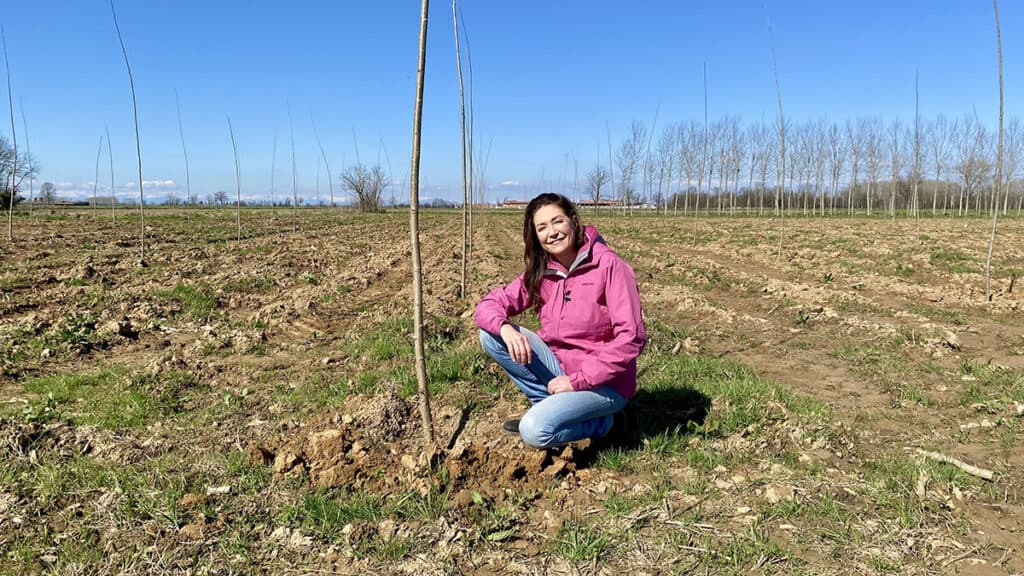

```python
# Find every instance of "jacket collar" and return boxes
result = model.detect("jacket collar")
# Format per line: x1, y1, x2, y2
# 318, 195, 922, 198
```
543, 225, 605, 278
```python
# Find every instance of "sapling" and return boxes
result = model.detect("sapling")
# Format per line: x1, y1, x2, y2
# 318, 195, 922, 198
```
288, 101, 298, 231
3, 25, 17, 242
766, 12, 786, 259
110, 0, 146, 262
270, 130, 277, 217
175, 90, 191, 224
409, 0, 434, 445
453, 0, 468, 299
92, 135, 103, 214
228, 115, 241, 241
106, 125, 115, 222
18, 98, 31, 216
310, 112, 334, 207
984, 0, 1004, 301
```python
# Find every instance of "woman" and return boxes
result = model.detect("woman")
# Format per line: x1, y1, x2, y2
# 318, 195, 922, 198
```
475, 193, 646, 449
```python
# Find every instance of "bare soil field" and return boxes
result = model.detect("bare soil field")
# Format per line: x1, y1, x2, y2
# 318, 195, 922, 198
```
1, 208, 1022, 575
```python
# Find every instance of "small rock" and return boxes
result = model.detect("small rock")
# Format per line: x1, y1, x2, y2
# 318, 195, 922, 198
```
764, 485, 794, 504
273, 451, 301, 474
205, 485, 232, 496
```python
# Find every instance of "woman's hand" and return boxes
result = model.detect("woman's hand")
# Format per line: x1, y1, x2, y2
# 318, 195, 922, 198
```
500, 323, 532, 365
547, 375, 573, 394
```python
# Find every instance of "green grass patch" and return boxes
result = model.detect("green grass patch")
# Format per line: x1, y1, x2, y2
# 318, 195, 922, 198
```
156, 283, 218, 321
930, 248, 977, 274
909, 303, 966, 325
551, 520, 612, 564
19, 367, 193, 429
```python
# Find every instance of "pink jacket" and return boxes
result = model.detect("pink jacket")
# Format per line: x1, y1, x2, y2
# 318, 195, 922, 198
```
475, 225, 646, 399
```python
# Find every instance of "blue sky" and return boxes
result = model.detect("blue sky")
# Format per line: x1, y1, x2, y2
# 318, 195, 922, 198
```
3, 1, 1021, 204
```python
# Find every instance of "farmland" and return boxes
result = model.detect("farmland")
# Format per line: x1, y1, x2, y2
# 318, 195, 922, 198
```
1, 209, 1022, 575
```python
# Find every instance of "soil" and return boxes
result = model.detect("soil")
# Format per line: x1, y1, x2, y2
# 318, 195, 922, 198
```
1, 209, 1022, 575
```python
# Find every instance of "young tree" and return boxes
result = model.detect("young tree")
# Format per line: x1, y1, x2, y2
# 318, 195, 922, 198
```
453, 0, 469, 299
175, 91, 191, 223
3, 26, 17, 241
111, 0, 146, 262
408, 0, 434, 446
984, 0, 1004, 301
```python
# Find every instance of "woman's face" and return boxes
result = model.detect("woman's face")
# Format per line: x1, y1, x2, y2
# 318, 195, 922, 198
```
532, 204, 577, 261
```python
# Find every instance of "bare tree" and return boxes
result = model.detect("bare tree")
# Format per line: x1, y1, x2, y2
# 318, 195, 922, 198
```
887, 119, 906, 221
586, 164, 609, 213
39, 181, 56, 205
846, 120, 862, 215
677, 120, 701, 215
863, 118, 882, 216
928, 115, 951, 216
828, 122, 847, 216
344, 164, 388, 212
616, 120, 646, 212
955, 115, 991, 216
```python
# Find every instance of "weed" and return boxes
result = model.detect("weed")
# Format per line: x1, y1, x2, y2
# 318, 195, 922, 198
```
551, 520, 611, 564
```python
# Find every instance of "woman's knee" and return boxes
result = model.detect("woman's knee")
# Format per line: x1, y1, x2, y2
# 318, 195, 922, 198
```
478, 329, 503, 356
518, 410, 555, 449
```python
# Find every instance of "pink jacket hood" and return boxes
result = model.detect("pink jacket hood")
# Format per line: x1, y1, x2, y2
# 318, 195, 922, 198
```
475, 225, 646, 398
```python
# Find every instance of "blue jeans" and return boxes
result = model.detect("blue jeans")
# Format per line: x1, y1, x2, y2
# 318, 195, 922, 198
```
479, 327, 627, 449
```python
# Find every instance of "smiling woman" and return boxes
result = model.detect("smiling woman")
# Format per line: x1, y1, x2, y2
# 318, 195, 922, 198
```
475, 193, 647, 449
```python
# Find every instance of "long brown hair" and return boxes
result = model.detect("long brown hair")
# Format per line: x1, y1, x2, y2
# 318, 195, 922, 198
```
522, 193, 585, 312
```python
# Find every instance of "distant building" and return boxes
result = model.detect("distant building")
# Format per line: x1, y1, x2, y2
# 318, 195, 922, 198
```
578, 199, 621, 208
502, 199, 529, 209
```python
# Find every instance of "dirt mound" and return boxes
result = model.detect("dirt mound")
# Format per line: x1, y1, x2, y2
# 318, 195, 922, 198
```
262, 392, 580, 497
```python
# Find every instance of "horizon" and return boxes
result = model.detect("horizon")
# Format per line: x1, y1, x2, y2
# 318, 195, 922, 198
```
2, 1, 1021, 205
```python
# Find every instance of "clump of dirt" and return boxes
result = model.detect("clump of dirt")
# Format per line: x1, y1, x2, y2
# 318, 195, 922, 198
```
263, 392, 580, 496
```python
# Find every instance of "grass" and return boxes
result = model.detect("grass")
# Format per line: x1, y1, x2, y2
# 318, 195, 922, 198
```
551, 520, 613, 564
155, 283, 218, 321
16, 367, 193, 429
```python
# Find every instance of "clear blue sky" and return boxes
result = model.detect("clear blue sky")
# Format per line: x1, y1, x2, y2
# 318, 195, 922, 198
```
3, 1, 1021, 204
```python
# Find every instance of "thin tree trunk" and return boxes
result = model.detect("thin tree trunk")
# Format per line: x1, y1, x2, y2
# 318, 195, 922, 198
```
288, 101, 298, 231
106, 126, 115, 222
175, 91, 191, 224
92, 135, 103, 215
3, 26, 16, 242
410, 0, 435, 446
228, 115, 241, 242
18, 97, 31, 217
453, 0, 468, 300
270, 131, 277, 217
984, 0, 1004, 301
110, 1, 146, 262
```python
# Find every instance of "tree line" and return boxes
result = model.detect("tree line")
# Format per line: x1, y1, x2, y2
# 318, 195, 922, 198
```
587, 114, 1022, 217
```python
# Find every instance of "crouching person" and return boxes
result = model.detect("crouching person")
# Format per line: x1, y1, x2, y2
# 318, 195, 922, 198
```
475, 193, 646, 449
